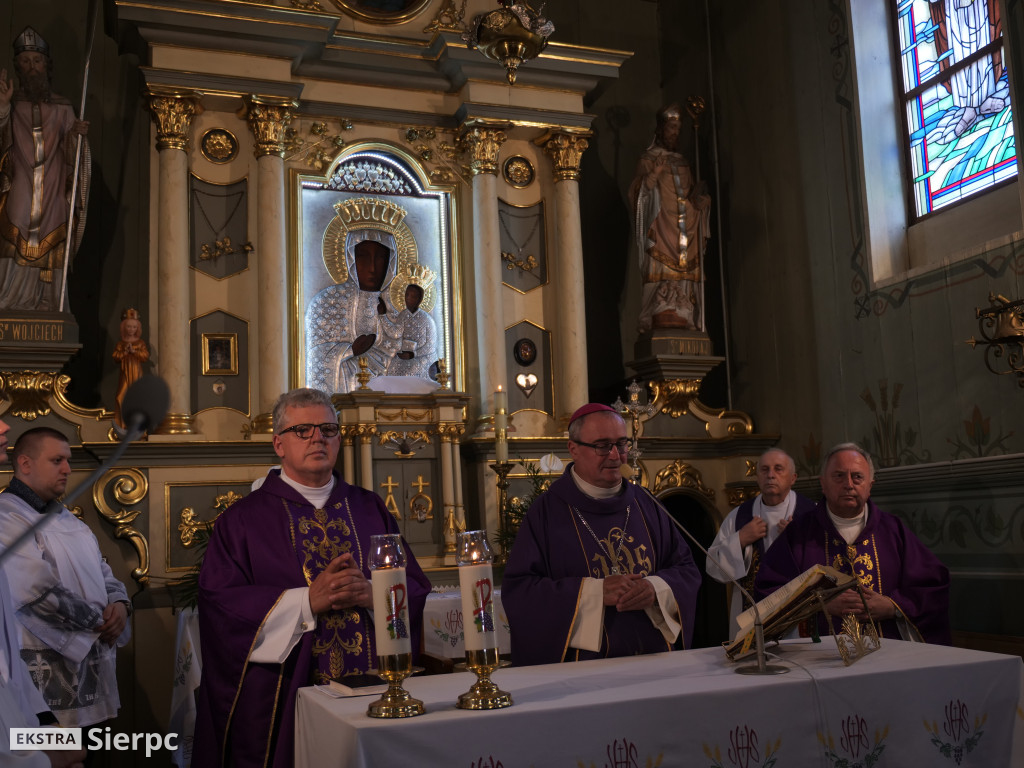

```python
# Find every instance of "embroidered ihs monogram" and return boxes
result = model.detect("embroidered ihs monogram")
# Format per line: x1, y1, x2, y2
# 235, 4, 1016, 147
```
589, 531, 651, 577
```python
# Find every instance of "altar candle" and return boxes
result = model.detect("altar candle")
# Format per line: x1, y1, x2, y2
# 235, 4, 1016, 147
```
371, 567, 412, 656
494, 386, 508, 463
459, 563, 498, 651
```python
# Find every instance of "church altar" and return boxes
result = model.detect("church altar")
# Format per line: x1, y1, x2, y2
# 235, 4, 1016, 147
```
295, 639, 1024, 767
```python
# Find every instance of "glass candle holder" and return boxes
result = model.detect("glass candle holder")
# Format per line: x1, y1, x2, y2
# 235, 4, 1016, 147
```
455, 530, 512, 710
367, 533, 423, 718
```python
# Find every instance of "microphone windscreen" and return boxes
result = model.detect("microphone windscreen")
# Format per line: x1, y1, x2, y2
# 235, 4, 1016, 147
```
121, 375, 170, 433
619, 464, 635, 480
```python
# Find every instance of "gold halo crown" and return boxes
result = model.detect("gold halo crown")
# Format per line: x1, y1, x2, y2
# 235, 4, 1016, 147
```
334, 197, 408, 230
404, 263, 437, 291
121, 308, 141, 321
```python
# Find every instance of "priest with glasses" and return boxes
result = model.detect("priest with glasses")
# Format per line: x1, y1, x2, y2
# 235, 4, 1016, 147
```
503, 403, 701, 666
194, 388, 430, 768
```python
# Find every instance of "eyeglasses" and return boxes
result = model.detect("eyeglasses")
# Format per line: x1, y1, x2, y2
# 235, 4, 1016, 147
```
278, 422, 340, 440
572, 438, 632, 456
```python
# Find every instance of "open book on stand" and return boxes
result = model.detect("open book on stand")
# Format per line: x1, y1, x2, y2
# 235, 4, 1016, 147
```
724, 564, 858, 660
327, 673, 388, 696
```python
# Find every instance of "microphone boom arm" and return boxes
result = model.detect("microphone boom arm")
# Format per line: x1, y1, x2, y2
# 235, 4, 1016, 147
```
0, 375, 169, 568
635, 484, 788, 675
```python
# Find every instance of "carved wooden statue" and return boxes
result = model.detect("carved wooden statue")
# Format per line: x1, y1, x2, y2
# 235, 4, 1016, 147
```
113, 308, 149, 429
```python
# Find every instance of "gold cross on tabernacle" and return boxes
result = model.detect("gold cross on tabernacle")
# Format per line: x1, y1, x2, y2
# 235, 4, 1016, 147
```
411, 475, 430, 493
380, 476, 401, 520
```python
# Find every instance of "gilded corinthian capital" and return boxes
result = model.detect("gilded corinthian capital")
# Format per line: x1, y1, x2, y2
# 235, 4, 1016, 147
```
460, 125, 507, 176
145, 90, 203, 152
241, 96, 298, 158
540, 131, 591, 182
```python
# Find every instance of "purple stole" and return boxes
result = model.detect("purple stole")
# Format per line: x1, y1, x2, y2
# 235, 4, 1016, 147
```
284, 497, 375, 684
733, 498, 763, 606
735, 494, 815, 607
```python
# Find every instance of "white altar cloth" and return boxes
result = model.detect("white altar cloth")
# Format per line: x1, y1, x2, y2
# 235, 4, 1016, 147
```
295, 639, 1024, 767
422, 588, 511, 659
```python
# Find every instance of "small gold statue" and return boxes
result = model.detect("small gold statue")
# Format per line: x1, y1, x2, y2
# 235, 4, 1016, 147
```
112, 308, 149, 429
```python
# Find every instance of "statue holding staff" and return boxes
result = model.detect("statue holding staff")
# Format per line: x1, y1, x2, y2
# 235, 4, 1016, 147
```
0, 26, 90, 312
628, 103, 710, 334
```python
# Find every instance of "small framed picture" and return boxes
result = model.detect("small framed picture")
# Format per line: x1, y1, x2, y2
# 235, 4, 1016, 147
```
202, 333, 238, 376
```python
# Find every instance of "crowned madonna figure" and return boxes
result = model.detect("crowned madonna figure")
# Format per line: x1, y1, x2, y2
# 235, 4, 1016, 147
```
305, 227, 401, 393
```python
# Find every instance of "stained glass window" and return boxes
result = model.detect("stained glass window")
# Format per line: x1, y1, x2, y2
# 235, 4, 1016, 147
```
894, 0, 1017, 217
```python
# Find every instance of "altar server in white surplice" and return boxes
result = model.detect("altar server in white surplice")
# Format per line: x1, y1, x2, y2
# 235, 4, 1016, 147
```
706, 449, 816, 637
0, 427, 130, 728
0, 418, 85, 767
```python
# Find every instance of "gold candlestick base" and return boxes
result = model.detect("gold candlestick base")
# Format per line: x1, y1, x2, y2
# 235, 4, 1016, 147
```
457, 647, 512, 710
490, 461, 515, 564
367, 653, 425, 718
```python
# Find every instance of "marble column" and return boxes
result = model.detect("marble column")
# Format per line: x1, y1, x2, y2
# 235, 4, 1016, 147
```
450, 424, 466, 531
145, 90, 202, 434
541, 131, 591, 422
242, 96, 297, 433
438, 425, 456, 558
340, 426, 357, 485
461, 124, 507, 419
358, 425, 377, 490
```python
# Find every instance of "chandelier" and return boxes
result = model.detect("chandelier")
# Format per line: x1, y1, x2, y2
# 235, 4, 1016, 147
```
463, 0, 555, 85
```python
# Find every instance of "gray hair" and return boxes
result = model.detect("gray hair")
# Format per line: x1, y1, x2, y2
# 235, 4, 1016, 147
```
822, 442, 874, 479
759, 448, 796, 475
568, 410, 625, 442
272, 388, 336, 433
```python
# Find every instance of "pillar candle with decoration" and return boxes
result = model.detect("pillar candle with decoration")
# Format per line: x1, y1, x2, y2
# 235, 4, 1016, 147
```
369, 534, 412, 656
457, 530, 498, 651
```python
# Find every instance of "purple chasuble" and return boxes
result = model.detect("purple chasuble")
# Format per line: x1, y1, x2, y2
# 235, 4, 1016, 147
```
755, 499, 951, 645
193, 470, 430, 768
502, 465, 701, 666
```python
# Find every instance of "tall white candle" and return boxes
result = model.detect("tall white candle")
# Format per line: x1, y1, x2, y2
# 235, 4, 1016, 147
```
459, 563, 498, 651
371, 567, 411, 656
494, 386, 508, 463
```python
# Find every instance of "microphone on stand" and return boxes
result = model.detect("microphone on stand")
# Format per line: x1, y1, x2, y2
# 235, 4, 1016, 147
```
119, 374, 171, 438
0, 375, 171, 566
622, 465, 788, 675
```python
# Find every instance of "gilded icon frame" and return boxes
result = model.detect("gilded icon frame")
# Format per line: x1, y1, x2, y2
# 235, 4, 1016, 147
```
292, 140, 462, 393
201, 333, 238, 376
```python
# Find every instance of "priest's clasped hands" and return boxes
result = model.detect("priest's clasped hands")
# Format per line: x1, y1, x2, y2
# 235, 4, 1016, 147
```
826, 585, 896, 622
602, 573, 656, 612
308, 553, 373, 614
